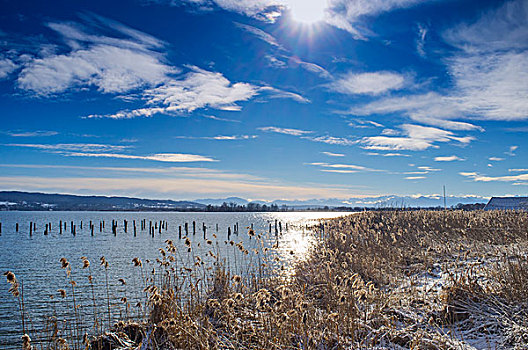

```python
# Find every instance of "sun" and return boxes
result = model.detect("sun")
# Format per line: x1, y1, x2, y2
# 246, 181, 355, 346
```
286, 0, 327, 24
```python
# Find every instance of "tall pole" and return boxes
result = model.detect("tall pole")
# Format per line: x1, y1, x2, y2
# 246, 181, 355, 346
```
443, 185, 447, 210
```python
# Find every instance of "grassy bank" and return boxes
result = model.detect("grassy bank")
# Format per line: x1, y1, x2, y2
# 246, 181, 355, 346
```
8, 210, 528, 349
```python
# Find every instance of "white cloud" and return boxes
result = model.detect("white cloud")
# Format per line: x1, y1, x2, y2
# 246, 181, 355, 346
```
509, 168, 528, 172
344, 1, 528, 131
0, 58, 17, 79
65, 152, 217, 162
5, 130, 58, 137
460, 171, 528, 182
329, 71, 407, 95
434, 155, 465, 162
418, 166, 441, 172
489, 157, 504, 161
443, 0, 528, 53
88, 68, 308, 118
367, 152, 410, 157
5, 143, 216, 162
416, 23, 427, 57
17, 19, 175, 95
308, 162, 381, 173
309, 162, 374, 171
175, 135, 258, 140
321, 151, 345, 157
305, 136, 357, 146
405, 176, 426, 180
506, 145, 518, 156
258, 126, 312, 136
235, 22, 281, 47
361, 124, 473, 151
6, 143, 130, 152
348, 119, 384, 128
202, 115, 241, 123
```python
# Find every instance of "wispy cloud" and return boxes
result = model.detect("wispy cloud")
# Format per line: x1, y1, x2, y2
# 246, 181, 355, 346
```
460, 171, 528, 183
202, 115, 241, 123
18, 16, 174, 95
258, 126, 312, 136
4, 130, 58, 137
434, 155, 465, 162
489, 157, 504, 161
6, 143, 130, 152
361, 124, 473, 151
346, 0, 528, 129
87, 67, 308, 118
509, 168, 528, 172
417, 166, 441, 172
405, 176, 426, 180
367, 152, 410, 157
0, 58, 17, 79
416, 23, 428, 57
506, 145, 518, 156
234, 22, 281, 47
348, 119, 384, 129
308, 162, 381, 173
5, 143, 217, 162
304, 135, 357, 146
64, 152, 218, 162
328, 71, 407, 95
321, 151, 345, 157
175, 135, 258, 140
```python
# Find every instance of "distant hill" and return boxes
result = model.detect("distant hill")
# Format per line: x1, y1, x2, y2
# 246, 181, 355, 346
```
0, 191, 205, 211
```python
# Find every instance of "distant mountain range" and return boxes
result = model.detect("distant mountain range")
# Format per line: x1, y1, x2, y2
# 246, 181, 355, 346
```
0, 191, 489, 211
0, 191, 205, 211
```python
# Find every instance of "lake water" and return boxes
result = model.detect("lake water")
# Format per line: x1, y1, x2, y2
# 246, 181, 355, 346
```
0, 211, 350, 348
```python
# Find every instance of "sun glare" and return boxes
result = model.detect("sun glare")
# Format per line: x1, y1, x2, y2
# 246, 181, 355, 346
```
287, 0, 327, 24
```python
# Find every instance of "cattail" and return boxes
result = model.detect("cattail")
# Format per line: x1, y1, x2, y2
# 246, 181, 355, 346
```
233, 275, 242, 283
58, 289, 66, 298
4, 271, 15, 284
60, 258, 69, 269
22, 334, 33, 350
82, 258, 90, 269
132, 258, 142, 267
118, 278, 126, 285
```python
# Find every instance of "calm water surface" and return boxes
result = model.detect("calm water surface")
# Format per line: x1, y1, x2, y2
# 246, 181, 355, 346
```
0, 211, 350, 348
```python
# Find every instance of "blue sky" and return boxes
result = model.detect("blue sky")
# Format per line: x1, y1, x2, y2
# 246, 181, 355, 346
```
0, 0, 527, 201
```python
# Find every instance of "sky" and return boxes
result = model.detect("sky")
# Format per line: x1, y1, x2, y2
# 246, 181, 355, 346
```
0, 0, 527, 201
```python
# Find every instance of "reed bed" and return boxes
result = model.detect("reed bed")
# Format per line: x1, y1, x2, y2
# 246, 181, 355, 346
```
5, 210, 528, 349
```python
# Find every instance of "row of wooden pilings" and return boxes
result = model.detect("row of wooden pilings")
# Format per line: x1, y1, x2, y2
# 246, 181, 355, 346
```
0, 218, 296, 240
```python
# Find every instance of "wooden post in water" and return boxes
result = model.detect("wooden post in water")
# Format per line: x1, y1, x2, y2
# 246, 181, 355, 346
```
216, 223, 218, 232
16, 223, 19, 233
203, 223, 206, 239
29, 222, 32, 236
228, 227, 231, 240
80, 221, 83, 230
179, 226, 182, 239
193, 221, 196, 235
44, 224, 48, 235
185, 223, 188, 235
124, 220, 128, 233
